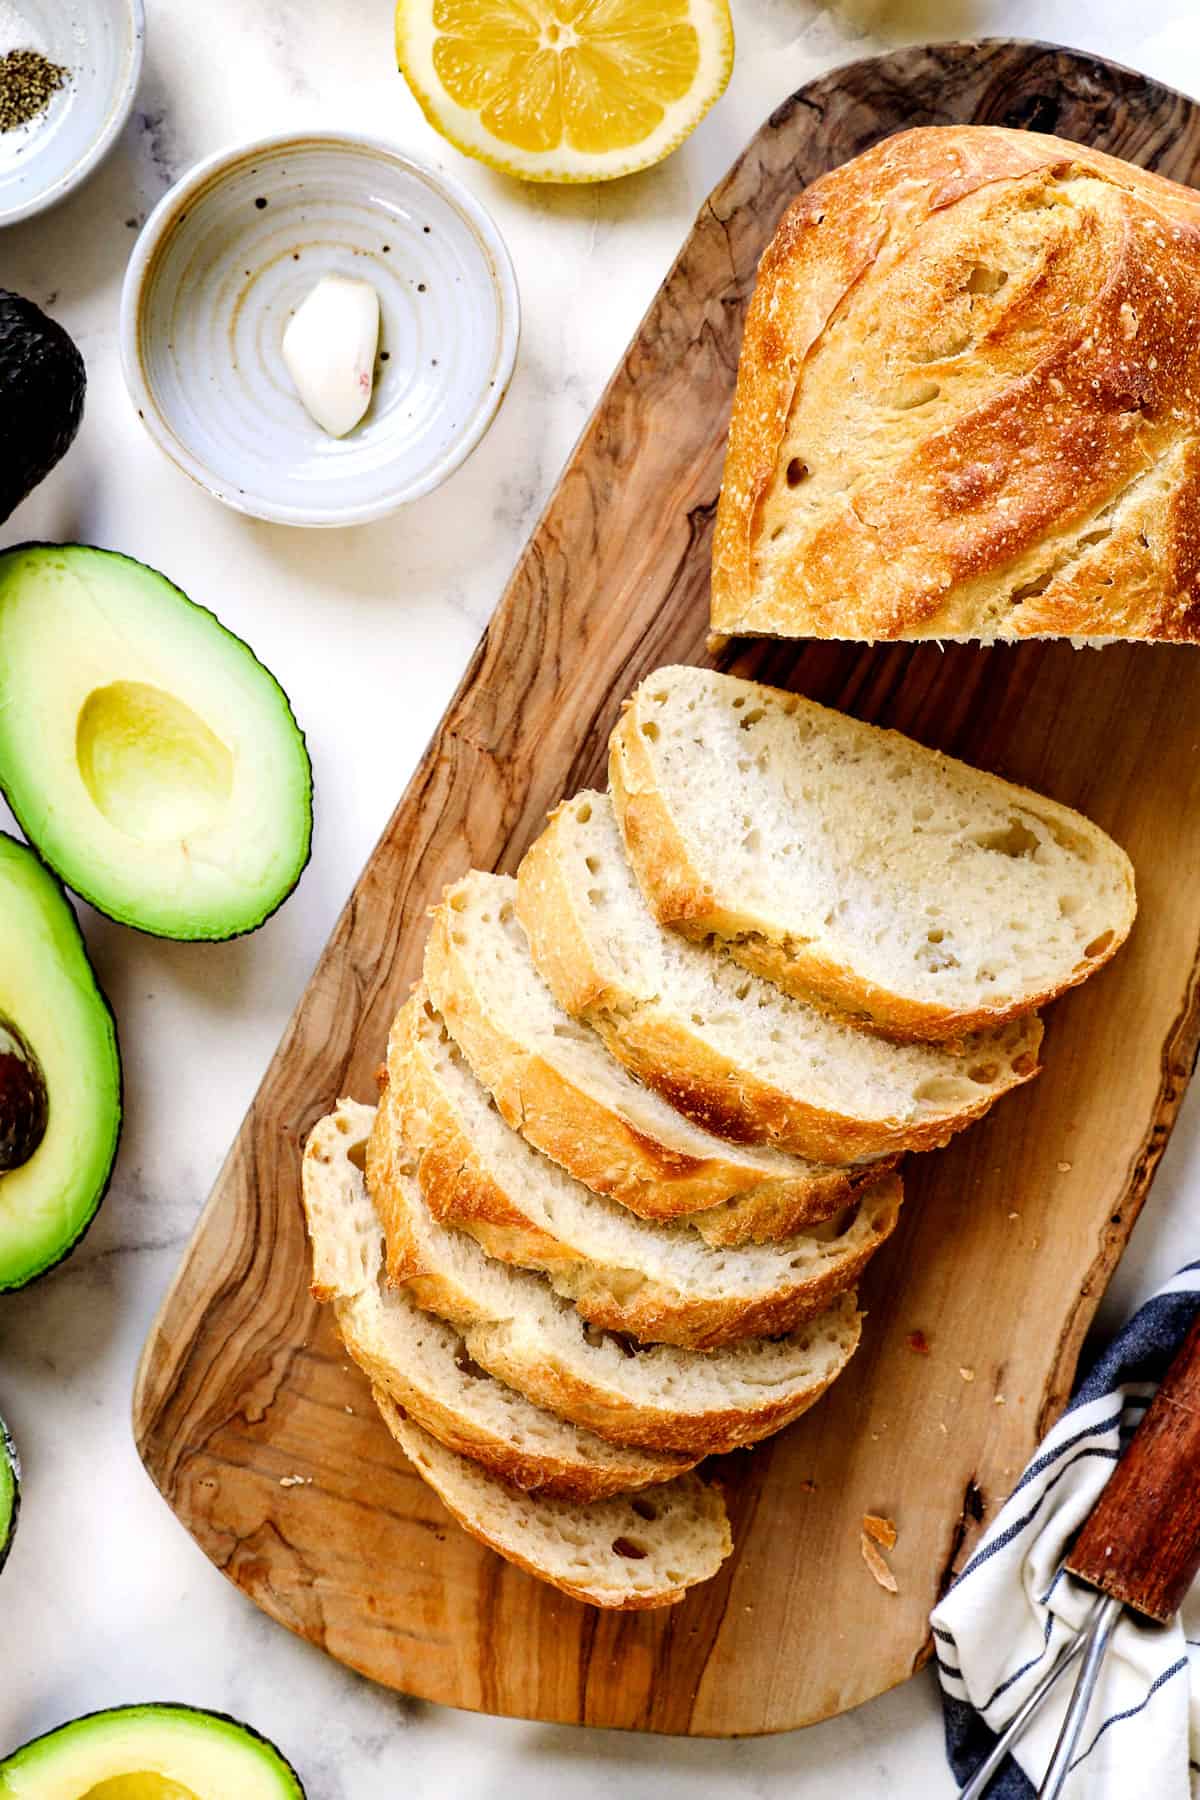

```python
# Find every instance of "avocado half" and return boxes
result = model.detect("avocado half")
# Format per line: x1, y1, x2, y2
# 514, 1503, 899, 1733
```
0, 1704, 305, 1798
0, 293, 86, 524
0, 834, 120, 1290
0, 545, 313, 940
0, 1416, 17, 1573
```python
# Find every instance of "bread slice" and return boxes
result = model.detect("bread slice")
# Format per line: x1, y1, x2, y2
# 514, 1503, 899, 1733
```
377, 989, 902, 1350
517, 790, 1043, 1163
610, 665, 1135, 1041
365, 1116, 861, 1456
378, 1403, 732, 1610
423, 870, 892, 1240
301, 1101, 694, 1500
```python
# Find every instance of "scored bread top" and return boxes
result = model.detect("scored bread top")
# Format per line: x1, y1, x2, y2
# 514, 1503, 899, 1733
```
610, 665, 1135, 1040
422, 869, 890, 1235
711, 124, 1200, 644
380, 988, 902, 1350
517, 789, 1042, 1163
365, 1109, 862, 1457
301, 1100, 694, 1500
381, 1407, 733, 1611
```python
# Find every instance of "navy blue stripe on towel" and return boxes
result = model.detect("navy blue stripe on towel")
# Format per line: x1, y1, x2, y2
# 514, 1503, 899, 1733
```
942, 1270, 1200, 1795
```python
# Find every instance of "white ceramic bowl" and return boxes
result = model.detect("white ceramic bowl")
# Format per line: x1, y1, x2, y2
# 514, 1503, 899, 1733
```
0, 0, 143, 227
119, 131, 520, 528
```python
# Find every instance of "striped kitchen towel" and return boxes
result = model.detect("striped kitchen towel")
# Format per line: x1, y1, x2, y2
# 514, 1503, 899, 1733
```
932, 1262, 1200, 1798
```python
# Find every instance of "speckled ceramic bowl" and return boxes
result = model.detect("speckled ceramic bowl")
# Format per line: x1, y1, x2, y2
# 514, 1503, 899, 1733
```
119, 131, 520, 528
0, 0, 143, 226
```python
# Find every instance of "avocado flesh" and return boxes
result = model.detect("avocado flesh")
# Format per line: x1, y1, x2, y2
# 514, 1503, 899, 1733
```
0, 835, 121, 1291
0, 1416, 16, 1573
0, 293, 86, 524
0, 1707, 304, 1799
0, 546, 312, 940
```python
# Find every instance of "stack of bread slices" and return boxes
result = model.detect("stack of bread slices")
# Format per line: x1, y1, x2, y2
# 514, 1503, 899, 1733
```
302, 664, 1135, 1609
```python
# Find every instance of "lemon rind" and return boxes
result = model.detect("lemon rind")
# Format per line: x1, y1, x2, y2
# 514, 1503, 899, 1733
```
394, 0, 735, 185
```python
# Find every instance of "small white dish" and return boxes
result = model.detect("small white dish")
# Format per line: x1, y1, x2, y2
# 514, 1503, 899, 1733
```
119, 131, 520, 528
0, 0, 143, 228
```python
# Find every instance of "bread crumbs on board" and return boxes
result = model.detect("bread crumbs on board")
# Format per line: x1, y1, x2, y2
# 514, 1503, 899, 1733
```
862, 1513, 897, 1550
861, 1532, 898, 1593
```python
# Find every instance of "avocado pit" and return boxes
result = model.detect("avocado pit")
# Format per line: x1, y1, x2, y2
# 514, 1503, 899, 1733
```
0, 1014, 47, 1172
76, 679, 234, 844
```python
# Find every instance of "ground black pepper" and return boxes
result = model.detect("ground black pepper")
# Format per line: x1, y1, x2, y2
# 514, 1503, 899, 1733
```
0, 48, 68, 133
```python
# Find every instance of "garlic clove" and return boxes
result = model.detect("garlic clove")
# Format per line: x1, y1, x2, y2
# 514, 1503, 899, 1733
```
282, 274, 381, 439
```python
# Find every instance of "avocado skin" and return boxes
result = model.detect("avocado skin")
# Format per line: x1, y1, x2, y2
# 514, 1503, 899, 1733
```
0, 544, 313, 941
0, 1415, 17, 1576
0, 293, 86, 523
0, 832, 122, 1292
0, 1704, 306, 1793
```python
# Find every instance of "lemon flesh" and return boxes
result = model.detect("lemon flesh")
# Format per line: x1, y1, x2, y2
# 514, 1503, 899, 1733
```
397, 0, 734, 182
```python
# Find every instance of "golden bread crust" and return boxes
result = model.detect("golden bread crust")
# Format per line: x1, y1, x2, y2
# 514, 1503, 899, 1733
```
516, 804, 1043, 1162
421, 880, 877, 1233
347, 1317, 691, 1502
467, 1304, 860, 1455
370, 1106, 862, 1456
610, 680, 1135, 1042
382, 991, 901, 1349
711, 125, 1200, 642
690, 1158, 897, 1246
305, 1105, 690, 1500
386, 1407, 733, 1610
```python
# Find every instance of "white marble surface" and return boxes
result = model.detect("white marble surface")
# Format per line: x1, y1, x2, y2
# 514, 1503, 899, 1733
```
2, 1, 1200, 1792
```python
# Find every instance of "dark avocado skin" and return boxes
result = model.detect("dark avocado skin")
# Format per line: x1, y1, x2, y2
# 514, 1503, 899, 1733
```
0, 293, 86, 524
0, 831, 122, 1292
0, 1704, 307, 1791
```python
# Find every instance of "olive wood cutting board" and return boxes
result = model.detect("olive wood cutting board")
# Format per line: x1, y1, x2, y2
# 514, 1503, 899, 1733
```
134, 40, 1200, 1735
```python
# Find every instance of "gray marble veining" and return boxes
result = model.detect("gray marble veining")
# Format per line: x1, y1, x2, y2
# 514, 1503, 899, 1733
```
1, 1, 1199, 1792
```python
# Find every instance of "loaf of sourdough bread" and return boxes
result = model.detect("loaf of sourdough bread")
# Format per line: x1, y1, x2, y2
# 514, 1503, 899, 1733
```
711, 125, 1200, 643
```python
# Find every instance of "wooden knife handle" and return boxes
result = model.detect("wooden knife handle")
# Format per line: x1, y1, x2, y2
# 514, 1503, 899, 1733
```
1066, 1310, 1200, 1623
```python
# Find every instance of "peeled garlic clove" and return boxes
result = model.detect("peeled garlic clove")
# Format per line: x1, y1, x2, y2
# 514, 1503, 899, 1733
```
282, 274, 381, 438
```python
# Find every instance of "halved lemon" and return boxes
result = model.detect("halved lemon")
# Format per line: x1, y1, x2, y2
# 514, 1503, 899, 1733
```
395, 0, 735, 183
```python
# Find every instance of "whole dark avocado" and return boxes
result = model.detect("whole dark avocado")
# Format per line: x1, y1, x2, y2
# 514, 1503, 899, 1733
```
0, 291, 85, 523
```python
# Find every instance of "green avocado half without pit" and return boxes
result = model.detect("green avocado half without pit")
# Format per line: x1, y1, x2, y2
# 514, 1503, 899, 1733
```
0, 1415, 17, 1573
0, 545, 313, 940
0, 1704, 305, 1799
0, 834, 121, 1291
